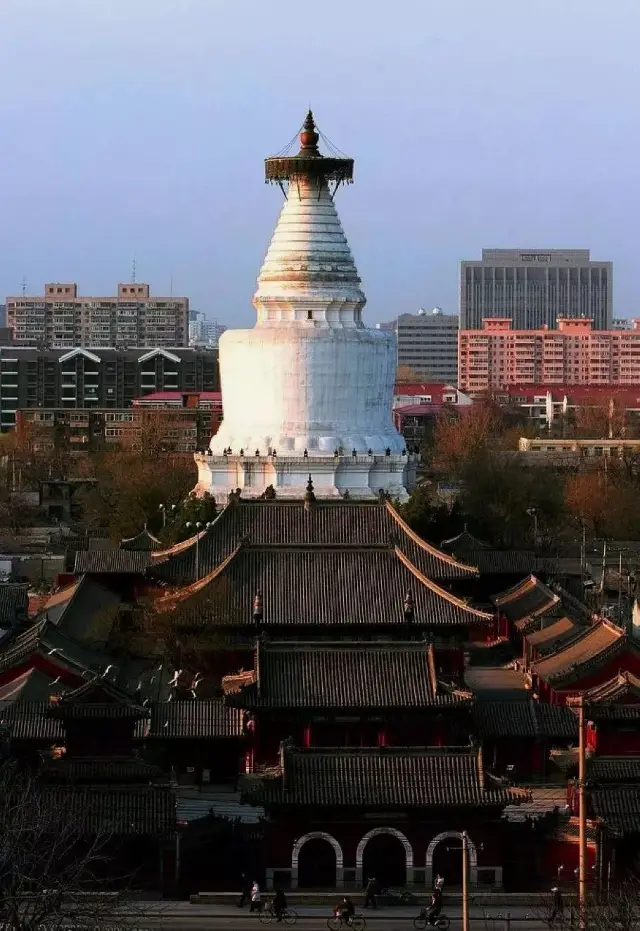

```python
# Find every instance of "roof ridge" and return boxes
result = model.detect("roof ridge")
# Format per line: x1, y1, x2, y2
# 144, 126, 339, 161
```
151, 525, 212, 560
394, 547, 492, 620
385, 501, 479, 574
154, 543, 243, 608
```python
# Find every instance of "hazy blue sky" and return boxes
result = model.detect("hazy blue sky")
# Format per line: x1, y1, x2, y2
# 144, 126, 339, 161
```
1, 0, 638, 326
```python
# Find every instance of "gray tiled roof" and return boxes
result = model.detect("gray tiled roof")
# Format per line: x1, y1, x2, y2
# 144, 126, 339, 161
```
0, 700, 62, 740
42, 785, 175, 836
161, 545, 491, 628
151, 499, 477, 585
74, 550, 154, 575
120, 528, 162, 551
591, 787, 640, 835
225, 640, 466, 710
493, 575, 559, 625
532, 621, 628, 686
588, 757, 640, 784
472, 701, 577, 740
146, 699, 244, 738
244, 744, 515, 808
0, 583, 28, 626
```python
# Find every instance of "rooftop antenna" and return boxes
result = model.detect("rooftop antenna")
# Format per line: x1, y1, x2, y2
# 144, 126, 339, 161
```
21, 276, 27, 298
131, 258, 137, 284
169, 272, 173, 297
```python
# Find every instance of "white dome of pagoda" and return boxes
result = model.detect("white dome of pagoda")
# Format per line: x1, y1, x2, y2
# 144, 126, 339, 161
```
195, 112, 416, 500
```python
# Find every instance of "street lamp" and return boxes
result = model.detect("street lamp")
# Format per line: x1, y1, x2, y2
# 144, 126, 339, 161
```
186, 521, 203, 581
159, 503, 176, 529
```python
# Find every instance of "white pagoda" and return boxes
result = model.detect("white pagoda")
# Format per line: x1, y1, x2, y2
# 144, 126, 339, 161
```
195, 111, 416, 500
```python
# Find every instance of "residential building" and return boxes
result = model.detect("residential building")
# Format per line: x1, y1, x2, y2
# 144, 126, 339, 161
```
16, 397, 221, 454
0, 346, 219, 431
458, 318, 640, 393
485, 386, 640, 425
392, 384, 473, 449
5, 283, 189, 349
460, 250, 612, 330
382, 309, 459, 382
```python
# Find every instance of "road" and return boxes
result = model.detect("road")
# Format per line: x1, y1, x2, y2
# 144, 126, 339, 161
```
113, 902, 555, 931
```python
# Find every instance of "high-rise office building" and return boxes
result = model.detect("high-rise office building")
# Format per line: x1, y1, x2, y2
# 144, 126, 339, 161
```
5, 282, 189, 349
460, 250, 612, 330
380, 309, 459, 382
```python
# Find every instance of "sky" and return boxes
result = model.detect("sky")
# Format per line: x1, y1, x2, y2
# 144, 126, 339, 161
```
0, 0, 638, 327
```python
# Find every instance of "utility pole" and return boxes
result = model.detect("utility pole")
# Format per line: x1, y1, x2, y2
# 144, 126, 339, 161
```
462, 830, 470, 931
577, 696, 587, 930
618, 549, 623, 621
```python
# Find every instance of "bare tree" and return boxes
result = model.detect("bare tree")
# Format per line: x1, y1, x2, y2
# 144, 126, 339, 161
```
0, 760, 153, 930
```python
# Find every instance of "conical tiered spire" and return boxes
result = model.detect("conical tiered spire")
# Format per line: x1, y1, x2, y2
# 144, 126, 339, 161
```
255, 111, 364, 328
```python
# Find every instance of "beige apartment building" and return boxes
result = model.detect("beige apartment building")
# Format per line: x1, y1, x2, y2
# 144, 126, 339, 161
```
5, 282, 189, 349
458, 317, 640, 392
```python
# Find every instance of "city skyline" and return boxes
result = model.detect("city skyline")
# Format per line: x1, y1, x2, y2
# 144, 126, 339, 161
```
1, 0, 638, 326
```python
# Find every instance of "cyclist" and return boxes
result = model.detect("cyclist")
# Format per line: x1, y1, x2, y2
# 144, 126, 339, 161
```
273, 886, 287, 923
334, 895, 355, 925
427, 889, 443, 927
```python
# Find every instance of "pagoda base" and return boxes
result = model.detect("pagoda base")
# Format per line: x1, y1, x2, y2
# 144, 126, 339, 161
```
194, 452, 417, 502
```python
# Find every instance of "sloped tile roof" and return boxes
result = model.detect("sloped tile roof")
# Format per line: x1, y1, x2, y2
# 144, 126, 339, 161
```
582, 671, 640, 709
120, 528, 162, 551
590, 787, 640, 835
42, 785, 175, 836
0, 621, 107, 678
531, 621, 627, 686
472, 701, 577, 740
0, 668, 59, 702
244, 744, 515, 808
43, 757, 163, 782
525, 616, 583, 656
0, 700, 63, 740
588, 757, 640, 783
224, 640, 466, 710
73, 550, 154, 574
464, 667, 529, 700
145, 700, 243, 738
0, 583, 29, 626
493, 575, 560, 624
153, 545, 491, 629
150, 500, 477, 585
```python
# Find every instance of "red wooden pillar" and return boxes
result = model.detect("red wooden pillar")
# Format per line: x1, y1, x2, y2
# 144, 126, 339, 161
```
303, 724, 312, 747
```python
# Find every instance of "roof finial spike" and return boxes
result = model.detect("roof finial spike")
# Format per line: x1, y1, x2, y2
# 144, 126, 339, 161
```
304, 474, 316, 510
299, 110, 320, 155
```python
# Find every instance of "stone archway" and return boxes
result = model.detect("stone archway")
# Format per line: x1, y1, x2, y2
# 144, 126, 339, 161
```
356, 827, 414, 886
291, 832, 344, 889
426, 831, 478, 888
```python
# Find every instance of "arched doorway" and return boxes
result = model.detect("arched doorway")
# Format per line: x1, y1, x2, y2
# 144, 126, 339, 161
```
358, 828, 412, 888
426, 832, 477, 888
293, 833, 343, 889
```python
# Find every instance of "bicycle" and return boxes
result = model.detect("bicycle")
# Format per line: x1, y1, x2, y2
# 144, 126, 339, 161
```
413, 912, 451, 930
259, 903, 298, 925
327, 914, 366, 931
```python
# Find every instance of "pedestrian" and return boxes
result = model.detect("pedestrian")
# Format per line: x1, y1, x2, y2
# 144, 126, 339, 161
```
250, 880, 262, 913
238, 872, 251, 908
435, 874, 444, 893
550, 886, 563, 923
364, 877, 378, 909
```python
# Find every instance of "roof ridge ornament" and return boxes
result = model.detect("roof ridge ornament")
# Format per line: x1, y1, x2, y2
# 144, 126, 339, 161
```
304, 475, 316, 511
